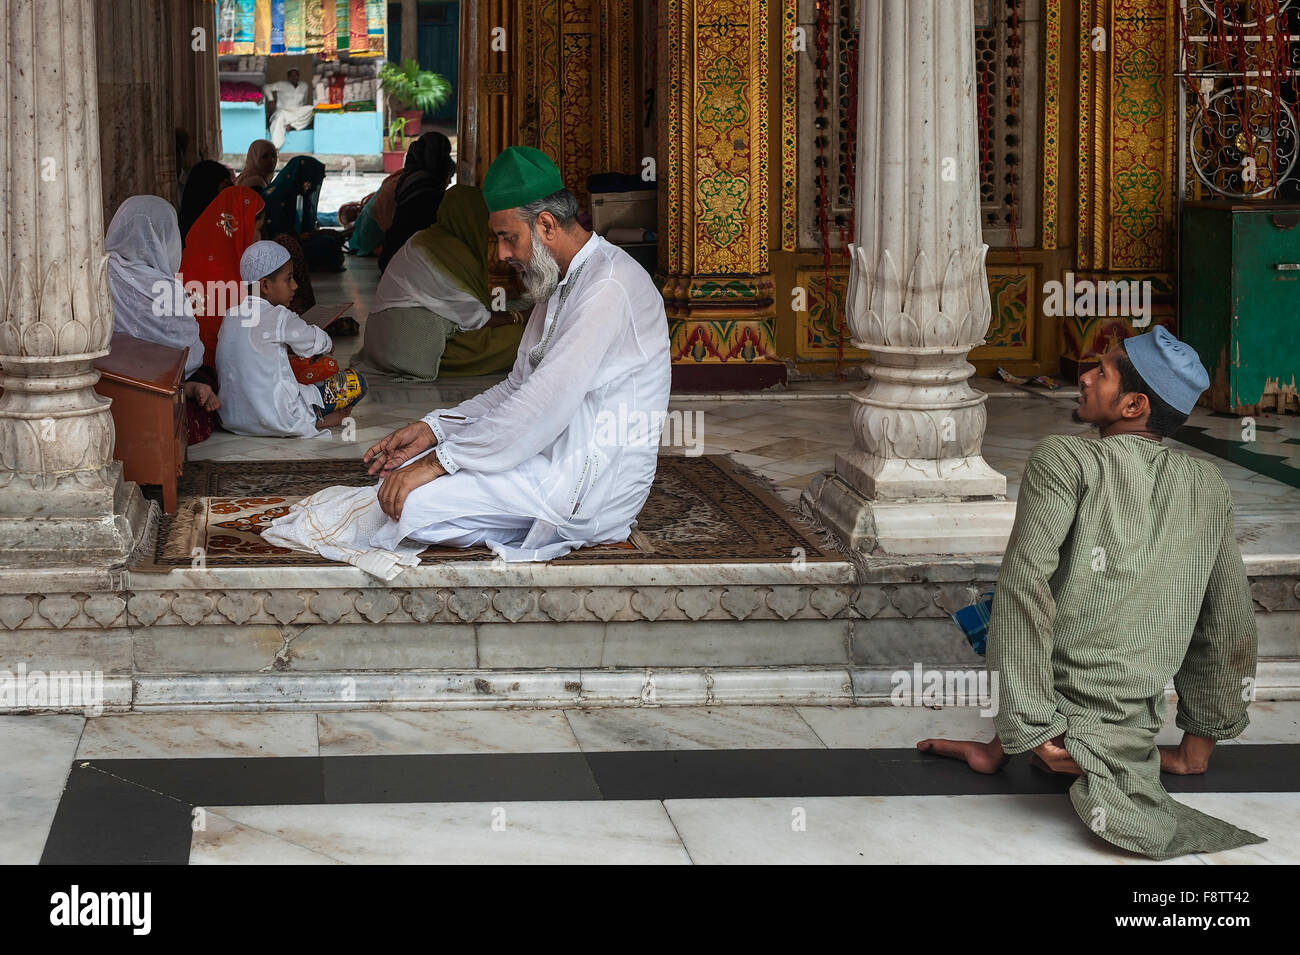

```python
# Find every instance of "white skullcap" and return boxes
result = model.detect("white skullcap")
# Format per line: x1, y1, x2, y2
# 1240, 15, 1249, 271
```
239, 240, 292, 283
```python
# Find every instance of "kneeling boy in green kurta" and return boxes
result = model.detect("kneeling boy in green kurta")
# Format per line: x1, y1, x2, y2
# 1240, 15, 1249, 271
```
919, 326, 1262, 859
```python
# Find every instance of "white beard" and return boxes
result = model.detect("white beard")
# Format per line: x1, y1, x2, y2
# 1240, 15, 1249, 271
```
519, 227, 561, 303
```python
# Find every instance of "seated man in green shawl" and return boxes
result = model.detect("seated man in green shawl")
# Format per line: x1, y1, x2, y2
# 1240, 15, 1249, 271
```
919, 327, 1262, 860
357, 184, 527, 380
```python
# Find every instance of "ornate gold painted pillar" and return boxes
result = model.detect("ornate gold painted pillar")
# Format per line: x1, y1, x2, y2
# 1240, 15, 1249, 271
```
1064, 0, 1177, 378
658, 0, 784, 389
459, 0, 636, 200
0, 0, 151, 567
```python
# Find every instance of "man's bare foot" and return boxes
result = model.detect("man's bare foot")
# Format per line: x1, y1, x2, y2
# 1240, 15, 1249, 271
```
1158, 745, 1209, 775
917, 737, 1009, 774
1029, 736, 1083, 775
1159, 732, 1214, 775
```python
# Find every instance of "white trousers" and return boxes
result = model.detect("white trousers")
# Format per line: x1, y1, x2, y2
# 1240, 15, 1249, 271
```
269, 105, 315, 148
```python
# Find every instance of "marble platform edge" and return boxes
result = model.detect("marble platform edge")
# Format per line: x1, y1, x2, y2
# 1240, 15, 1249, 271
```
119, 559, 860, 591
1, 662, 1297, 713
2, 547, 1294, 599
1, 578, 1296, 631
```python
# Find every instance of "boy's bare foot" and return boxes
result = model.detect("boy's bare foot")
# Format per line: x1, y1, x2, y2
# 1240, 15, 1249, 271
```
916, 736, 1009, 774
316, 408, 348, 428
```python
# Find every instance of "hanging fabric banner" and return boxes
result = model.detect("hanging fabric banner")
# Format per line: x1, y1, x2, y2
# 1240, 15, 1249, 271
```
271, 0, 286, 53
285, 0, 306, 54
232, 0, 256, 54
350, 0, 368, 52
321, 0, 338, 59
365, 0, 385, 54
218, 0, 237, 54
305, 0, 326, 53
336, 0, 349, 53
254, 0, 271, 55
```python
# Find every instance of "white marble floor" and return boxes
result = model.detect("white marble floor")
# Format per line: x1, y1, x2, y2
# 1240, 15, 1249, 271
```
10, 702, 1300, 864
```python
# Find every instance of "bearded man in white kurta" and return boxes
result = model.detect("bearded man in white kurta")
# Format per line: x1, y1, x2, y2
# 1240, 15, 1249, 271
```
264, 68, 314, 149
263, 147, 672, 575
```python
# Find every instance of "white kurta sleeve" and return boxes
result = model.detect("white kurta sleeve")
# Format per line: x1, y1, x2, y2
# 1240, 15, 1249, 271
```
433, 278, 633, 475
272, 308, 333, 358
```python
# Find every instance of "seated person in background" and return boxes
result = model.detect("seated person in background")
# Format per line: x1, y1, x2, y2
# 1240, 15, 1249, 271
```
235, 139, 278, 191
379, 132, 455, 273
180, 186, 266, 367
216, 241, 366, 437
179, 160, 235, 243
105, 195, 221, 445
345, 169, 399, 257
264, 68, 314, 150
356, 184, 527, 380
260, 155, 344, 278
261, 155, 325, 236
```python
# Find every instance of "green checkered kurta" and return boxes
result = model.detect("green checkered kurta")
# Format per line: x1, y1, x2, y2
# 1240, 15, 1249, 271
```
987, 434, 1263, 859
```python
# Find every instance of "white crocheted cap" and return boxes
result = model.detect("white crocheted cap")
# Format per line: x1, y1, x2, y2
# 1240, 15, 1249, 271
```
239, 240, 291, 283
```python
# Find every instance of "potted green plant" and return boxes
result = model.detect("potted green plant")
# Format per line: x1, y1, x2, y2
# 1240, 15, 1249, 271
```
383, 117, 407, 173
379, 58, 452, 137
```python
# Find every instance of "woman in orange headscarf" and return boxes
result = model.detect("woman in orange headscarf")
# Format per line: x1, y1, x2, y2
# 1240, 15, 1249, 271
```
180, 186, 266, 366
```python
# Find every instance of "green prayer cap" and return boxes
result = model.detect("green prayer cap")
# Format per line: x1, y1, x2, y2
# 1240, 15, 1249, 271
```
482, 146, 566, 213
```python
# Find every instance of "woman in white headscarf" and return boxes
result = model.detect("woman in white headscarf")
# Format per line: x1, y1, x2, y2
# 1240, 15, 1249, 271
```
105, 195, 222, 444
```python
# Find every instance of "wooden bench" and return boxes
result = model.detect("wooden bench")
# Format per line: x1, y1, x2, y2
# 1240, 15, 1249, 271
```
93, 332, 187, 514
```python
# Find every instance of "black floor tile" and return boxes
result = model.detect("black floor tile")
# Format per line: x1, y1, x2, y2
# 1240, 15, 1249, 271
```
880, 749, 1077, 796
322, 753, 604, 803
1163, 743, 1300, 793
42, 763, 192, 865
85, 757, 327, 806
585, 749, 901, 800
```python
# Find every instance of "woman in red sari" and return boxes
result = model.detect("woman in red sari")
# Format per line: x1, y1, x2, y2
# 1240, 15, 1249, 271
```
180, 186, 266, 367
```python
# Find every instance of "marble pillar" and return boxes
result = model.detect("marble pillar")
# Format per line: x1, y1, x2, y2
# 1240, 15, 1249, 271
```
0, 0, 151, 567
803, 0, 1016, 555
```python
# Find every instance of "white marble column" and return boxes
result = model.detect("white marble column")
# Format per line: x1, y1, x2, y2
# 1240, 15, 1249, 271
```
804, 0, 1015, 555
0, 0, 151, 566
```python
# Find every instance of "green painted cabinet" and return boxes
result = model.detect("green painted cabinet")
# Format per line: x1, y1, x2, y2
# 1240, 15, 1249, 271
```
1180, 200, 1300, 413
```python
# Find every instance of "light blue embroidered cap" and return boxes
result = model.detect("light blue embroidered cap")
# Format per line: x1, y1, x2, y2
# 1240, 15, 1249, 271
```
239, 240, 291, 283
1124, 326, 1210, 415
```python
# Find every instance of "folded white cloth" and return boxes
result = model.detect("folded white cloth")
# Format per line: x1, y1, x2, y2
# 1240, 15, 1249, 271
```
261, 484, 425, 581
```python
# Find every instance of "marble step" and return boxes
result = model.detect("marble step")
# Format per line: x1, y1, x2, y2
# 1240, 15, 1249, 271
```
1, 556, 1297, 712
15, 661, 1300, 713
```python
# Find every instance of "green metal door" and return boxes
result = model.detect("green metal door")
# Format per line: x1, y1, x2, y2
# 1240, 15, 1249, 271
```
1231, 210, 1300, 408
418, 2, 459, 123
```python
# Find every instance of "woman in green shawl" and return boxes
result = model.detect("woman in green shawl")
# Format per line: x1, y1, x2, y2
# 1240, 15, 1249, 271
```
357, 185, 527, 380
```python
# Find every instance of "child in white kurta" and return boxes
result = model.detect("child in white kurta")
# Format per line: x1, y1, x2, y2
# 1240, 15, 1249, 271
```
216, 241, 366, 437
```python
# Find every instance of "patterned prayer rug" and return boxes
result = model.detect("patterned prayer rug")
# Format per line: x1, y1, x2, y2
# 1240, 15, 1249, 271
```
138, 455, 840, 569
